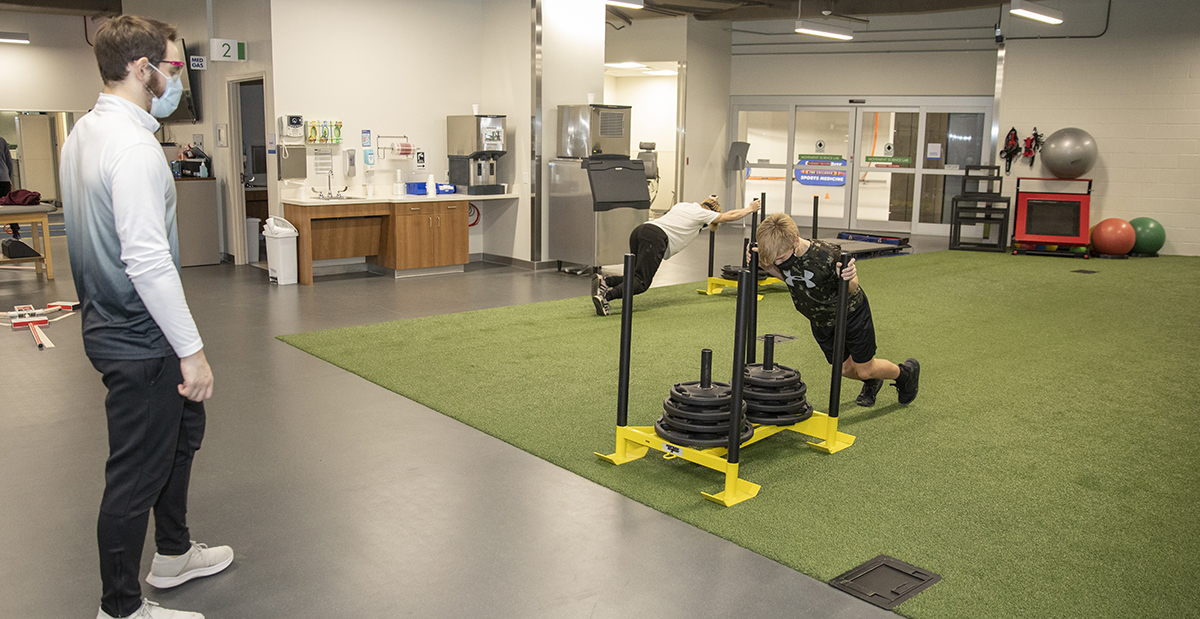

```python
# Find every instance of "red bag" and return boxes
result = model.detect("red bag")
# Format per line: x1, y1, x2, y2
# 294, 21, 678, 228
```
0, 189, 42, 205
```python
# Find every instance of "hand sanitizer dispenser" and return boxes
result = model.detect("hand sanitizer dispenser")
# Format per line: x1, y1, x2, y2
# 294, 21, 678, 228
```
343, 149, 357, 178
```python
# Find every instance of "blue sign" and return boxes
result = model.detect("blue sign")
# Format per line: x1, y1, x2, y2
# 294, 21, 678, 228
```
795, 159, 847, 187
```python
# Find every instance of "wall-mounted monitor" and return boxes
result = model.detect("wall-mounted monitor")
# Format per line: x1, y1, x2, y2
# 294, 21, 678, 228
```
160, 38, 199, 124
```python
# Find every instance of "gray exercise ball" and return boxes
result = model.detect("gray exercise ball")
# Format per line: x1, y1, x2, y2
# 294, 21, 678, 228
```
1041, 127, 1098, 179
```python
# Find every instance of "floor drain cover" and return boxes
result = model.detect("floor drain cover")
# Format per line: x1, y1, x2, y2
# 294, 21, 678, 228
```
829, 555, 941, 610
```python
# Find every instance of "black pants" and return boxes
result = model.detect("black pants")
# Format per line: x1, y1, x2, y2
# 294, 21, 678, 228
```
0, 181, 10, 197
90, 355, 205, 618
604, 223, 668, 300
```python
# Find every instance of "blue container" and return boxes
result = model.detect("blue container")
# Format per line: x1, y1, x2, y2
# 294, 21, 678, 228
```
405, 182, 428, 195
436, 184, 455, 194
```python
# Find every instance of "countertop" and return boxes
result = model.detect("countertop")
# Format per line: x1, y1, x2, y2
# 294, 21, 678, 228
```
282, 193, 519, 207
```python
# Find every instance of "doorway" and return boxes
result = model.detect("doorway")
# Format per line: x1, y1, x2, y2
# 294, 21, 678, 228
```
603, 61, 683, 213
731, 96, 993, 238
226, 74, 267, 265
238, 79, 268, 266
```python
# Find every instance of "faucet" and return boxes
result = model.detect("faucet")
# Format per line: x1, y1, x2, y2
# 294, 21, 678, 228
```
309, 171, 348, 199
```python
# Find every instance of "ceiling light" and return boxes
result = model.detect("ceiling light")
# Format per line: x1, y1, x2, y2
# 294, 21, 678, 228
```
0, 31, 30, 45
643, 70, 678, 76
605, 62, 647, 69
606, 0, 644, 8
794, 20, 853, 40
1009, 0, 1063, 25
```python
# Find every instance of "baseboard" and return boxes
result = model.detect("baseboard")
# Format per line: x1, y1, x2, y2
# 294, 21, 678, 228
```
478, 253, 557, 271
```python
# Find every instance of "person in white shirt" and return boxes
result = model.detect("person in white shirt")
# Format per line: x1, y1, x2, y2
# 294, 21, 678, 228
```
592, 195, 761, 316
60, 15, 231, 619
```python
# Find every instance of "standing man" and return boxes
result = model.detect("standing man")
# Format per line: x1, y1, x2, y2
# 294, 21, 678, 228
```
60, 15, 232, 619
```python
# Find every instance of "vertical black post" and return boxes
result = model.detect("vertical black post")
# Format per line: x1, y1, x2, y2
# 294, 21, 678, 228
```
828, 264, 850, 420
700, 349, 712, 389
745, 243, 759, 365
741, 238, 750, 269
728, 269, 751, 463
617, 253, 635, 428
707, 229, 716, 278
763, 334, 775, 371
812, 195, 820, 240
759, 191, 767, 222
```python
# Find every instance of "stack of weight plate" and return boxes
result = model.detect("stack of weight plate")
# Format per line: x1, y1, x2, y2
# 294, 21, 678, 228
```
742, 360, 813, 426
721, 264, 769, 281
655, 379, 754, 448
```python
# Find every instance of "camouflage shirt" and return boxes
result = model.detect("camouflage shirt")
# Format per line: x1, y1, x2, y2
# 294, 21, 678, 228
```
778, 239, 864, 326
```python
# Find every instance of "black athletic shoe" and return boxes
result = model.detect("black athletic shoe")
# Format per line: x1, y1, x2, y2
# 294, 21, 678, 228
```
592, 292, 610, 316
896, 358, 920, 405
856, 378, 884, 407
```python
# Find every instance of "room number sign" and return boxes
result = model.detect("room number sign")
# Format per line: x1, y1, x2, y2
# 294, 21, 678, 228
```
210, 38, 246, 62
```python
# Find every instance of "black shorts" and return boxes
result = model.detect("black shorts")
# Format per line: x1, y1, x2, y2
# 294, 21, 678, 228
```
810, 293, 877, 365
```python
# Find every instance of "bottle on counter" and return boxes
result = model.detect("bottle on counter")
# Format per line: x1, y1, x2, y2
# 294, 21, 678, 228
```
199, 161, 208, 178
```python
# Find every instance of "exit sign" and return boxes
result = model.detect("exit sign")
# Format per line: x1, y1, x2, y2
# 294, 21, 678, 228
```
210, 38, 246, 62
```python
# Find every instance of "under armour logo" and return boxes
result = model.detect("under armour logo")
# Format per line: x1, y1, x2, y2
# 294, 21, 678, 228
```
785, 269, 816, 289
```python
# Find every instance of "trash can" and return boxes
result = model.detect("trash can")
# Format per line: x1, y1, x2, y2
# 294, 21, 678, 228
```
262, 216, 298, 285
245, 217, 262, 262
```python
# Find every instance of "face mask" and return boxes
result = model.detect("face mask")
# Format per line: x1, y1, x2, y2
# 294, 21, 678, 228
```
777, 253, 799, 272
147, 64, 182, 118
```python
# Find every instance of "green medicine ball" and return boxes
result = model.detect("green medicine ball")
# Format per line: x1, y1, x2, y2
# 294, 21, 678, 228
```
1129, 217, 1166, 254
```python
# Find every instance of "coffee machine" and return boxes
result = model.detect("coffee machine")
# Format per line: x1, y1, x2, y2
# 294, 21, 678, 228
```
447, 115, 507, 195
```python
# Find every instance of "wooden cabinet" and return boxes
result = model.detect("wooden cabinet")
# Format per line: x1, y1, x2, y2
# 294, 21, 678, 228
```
283, 198, 470, 284
396, 200, 468, 270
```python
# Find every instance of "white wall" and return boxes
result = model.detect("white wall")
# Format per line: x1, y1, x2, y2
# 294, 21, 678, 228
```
731, 52, 996, 97
1000, 0, 1200, 255
0, 11, 102, 112
541, 0, 606, 261
271, 0, 477, 199
683, 17, 731, 204
477, 0, 533, 261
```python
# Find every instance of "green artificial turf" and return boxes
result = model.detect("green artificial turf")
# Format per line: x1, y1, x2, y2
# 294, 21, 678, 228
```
279, 251, 1200, 619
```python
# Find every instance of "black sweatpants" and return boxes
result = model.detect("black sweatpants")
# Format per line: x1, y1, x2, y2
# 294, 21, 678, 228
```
90, 355, 205, 618
604, 223, 668, 300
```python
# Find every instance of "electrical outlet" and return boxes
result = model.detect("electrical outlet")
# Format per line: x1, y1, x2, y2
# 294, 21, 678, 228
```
192, 134, 204, 151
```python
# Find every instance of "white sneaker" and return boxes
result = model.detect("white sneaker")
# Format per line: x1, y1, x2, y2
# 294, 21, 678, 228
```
145, 541, 233, 589
97, 599, 203, 618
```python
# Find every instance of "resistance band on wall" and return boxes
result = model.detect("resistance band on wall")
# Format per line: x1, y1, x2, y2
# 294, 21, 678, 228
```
468, 203, 480, 227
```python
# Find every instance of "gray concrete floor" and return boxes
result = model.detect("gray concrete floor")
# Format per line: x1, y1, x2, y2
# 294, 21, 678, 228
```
0, 225, 944, 618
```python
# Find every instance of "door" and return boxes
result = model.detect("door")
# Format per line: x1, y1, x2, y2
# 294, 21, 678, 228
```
435, 201, 469, 266
913, 110, 989, 236
851, 108, 920, 234
790, 108, 855, 231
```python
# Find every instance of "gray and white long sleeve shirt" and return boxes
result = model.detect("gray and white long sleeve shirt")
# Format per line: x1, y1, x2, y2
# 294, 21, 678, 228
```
61, 93, 203, 360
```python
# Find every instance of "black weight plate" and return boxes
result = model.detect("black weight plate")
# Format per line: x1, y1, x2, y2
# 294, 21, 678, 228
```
721, 265, 769, 281
660, 412, 732, 434
743, 382, 808, 402
744, 364, 802, 388
745, 397, 810, 414
654, 418, 755, 448
670, 381, 733, 407
746, 401, 814, 426
663, 397, 747, 422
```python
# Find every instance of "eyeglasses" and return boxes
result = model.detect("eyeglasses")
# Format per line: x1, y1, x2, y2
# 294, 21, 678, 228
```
156, 59, 185, 77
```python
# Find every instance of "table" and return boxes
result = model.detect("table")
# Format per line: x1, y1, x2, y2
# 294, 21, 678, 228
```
0, 204, 55, 279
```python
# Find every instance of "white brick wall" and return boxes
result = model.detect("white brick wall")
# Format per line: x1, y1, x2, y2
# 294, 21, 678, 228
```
1001, 0, 1200, 255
